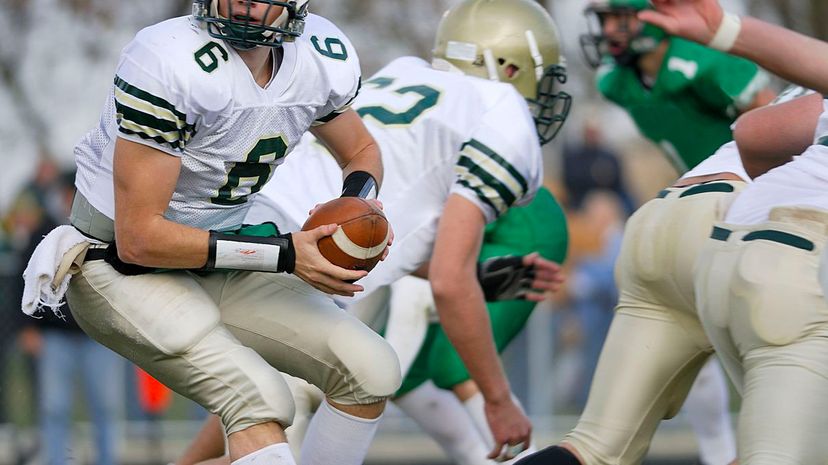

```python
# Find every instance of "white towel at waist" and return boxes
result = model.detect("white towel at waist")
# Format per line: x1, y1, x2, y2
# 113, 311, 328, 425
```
21, 225, 101, 318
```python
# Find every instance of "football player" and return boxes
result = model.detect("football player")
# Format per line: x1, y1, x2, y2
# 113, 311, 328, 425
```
635, 0, 828, 463
21, 2, 401, 465
582, 0, 774, 171
515, 1, 780, 465
173, 0, 571, 463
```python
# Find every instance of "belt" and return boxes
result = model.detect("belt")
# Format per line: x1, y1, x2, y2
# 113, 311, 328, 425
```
710, 226, 815, 251
70, 192, 115, 242
657, 181, 736, 199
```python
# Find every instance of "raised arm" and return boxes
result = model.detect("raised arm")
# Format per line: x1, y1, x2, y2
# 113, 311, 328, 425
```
640, 0, 828, 95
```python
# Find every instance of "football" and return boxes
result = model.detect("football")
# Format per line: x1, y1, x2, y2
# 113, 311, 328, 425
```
301, 197, 390, 271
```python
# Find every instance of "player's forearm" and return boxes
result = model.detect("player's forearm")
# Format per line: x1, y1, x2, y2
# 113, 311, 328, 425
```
732, 18, 828, 96
431, 279, 511, 403
115, 214, 210, 269
340, 140, 384, 190
733, 91, 822, 178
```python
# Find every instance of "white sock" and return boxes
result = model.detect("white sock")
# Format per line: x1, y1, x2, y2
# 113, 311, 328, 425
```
395, 382, 492, 465
463, 392, 496, 448
682, 358, 737, 465
462, 392, 535, 463
231, 443, 296, 465
298, 399, 381, 465
283, 375, 324, 459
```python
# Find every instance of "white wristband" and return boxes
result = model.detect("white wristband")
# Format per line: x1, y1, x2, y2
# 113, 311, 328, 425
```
708, 12, 741, 52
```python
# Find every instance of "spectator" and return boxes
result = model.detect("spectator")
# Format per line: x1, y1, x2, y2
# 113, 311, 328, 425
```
17, 167, 124, 465
562, 120, 636, 215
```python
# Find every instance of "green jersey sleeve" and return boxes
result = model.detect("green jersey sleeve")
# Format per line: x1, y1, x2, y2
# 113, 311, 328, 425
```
682, 39, 769, 114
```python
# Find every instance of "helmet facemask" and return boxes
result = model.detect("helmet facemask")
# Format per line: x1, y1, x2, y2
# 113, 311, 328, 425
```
579, 3, 663, 68
491, 31, 571, 146
528, 64, 571, 145
193, 0, 308, 50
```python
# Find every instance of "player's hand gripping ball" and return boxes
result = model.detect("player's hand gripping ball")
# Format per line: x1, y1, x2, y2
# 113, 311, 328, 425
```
301, 197, 390, 272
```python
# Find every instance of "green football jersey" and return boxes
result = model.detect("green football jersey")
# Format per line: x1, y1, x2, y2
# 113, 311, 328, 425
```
597, 37, 768, 172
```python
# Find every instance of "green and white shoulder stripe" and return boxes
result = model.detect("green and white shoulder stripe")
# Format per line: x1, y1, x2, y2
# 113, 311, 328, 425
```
455, 139, 528, 217
113, 75, 195, 151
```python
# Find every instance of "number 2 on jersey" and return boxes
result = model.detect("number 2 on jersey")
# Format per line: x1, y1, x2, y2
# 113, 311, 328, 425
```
357, 77, 441, 126
211, 136, 288, 205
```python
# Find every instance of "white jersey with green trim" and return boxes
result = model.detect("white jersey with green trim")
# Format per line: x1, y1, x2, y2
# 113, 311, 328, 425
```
247, 56, 542, 296
726, 99, 828, 225
73, 13, 360, 232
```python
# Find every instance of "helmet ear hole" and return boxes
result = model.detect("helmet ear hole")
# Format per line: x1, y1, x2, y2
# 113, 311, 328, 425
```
503, 62, 520, 79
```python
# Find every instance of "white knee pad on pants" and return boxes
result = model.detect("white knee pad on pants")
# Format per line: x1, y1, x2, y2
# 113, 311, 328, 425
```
325, 317, 401, 404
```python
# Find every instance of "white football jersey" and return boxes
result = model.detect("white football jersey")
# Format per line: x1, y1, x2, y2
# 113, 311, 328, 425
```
74, 14, 361, 232
680, 141, 750, 182
726, 98, 828, 225
247, 57, 543, 296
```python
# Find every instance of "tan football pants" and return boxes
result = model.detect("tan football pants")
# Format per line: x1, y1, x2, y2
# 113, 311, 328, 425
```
695, 206, 828, 465
67, 261, 401, 435
564, 181, 743, 465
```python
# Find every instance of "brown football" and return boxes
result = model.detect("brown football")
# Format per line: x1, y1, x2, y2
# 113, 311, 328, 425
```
301, 197, 389, 272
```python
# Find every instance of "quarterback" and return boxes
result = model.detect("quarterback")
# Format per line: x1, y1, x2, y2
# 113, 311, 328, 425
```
174, 0, 571, 463
516, 1, 775, 465
22, 2, 400, 465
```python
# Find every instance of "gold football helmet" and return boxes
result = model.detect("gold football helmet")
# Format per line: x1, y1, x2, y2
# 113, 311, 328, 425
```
433, 0, 571, 144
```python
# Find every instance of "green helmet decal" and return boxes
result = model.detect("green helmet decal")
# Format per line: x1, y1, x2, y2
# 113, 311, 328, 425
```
579, 0, 666, 68
192, 0, 309, 50
432, 0, 571, 144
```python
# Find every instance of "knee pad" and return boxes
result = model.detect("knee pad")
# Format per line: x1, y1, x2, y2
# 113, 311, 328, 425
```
515, 445, 581, 465
327, 318, 401, 404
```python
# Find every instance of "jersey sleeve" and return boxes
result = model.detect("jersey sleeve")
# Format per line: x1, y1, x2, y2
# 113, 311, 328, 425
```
451, 89, 543, 224
691, 43, 770, 114
111, 31, 208, 157
304, 16, 363, 126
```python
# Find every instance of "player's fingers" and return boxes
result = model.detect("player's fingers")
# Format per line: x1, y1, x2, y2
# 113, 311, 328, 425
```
521, 252, 539, 266
500, 443, 527, 462
522, 291, 548, 302
317, 260, 368, 283
306, 223, 338, 239
366, 199, 384, 210
311, 272, 364, 296
532, 276, 564, 292
487, 441, 508, 460
638, 9, 677, 31
308, 203, 324, 216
